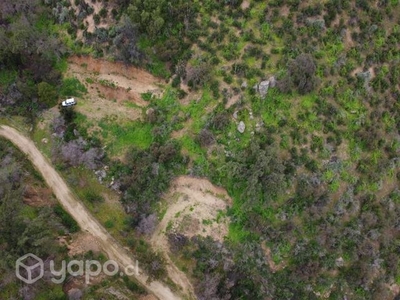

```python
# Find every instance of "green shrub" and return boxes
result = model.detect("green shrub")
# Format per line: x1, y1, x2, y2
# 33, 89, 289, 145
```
93, 14, 100, 25
38, 82, 58, 107
83, 190, 104, 203
60, 78, 87, 97
54, 204, 79, 233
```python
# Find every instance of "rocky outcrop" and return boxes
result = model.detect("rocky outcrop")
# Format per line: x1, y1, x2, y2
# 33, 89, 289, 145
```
253, 76, 276, 99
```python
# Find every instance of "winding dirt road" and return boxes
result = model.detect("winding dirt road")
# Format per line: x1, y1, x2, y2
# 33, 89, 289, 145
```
0, 125, 192, 300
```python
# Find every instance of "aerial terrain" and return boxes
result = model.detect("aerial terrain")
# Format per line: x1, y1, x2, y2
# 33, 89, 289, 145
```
0, 0, 399, 299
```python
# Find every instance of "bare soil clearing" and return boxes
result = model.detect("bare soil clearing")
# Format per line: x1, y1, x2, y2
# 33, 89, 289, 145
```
155, 176, 231, 242
68, 55, 163, 100
23, 185, 54, 207
0, 125, 191, 300
62, 55, 165, 155
67, 232, 101, 257
66, 55, 163, 123
151, 176, 231, 299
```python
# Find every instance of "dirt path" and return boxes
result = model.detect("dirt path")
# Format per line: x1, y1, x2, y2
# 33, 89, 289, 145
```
0, 125, 192, 300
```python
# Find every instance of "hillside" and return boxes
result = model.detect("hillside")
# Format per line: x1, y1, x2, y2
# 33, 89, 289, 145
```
1, 0, 400, 299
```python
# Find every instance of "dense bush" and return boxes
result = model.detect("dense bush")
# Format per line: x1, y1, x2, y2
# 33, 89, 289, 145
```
0, 0, 64, 120
118, 140, 183, 229
54, 203, 80, 233
280, 53, 318, 94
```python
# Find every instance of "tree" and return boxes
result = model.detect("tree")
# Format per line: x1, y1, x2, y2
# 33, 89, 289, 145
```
210, 112, 230, 131
281, 53, 318, 94
38, 82, 58, 107
0, 189, 25, 252
127, 0, 166, 38
227, 141, 286, 204
197, 129, 215, 147
187, 63, 211, 89
112, 16, 143, 65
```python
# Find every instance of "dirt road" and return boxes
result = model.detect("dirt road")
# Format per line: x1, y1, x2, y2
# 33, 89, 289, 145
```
0, 125, 191, 300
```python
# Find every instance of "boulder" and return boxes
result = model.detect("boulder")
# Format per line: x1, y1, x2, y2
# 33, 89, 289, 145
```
253, 80, 270, 99
237, 121, 245, 133
254, 77, 276, 99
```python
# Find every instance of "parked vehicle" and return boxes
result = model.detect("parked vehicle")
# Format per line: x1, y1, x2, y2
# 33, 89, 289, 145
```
61, 98, 77, 107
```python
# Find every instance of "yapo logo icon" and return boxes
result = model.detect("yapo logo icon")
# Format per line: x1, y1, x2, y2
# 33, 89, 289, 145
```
16, 254, 44, 284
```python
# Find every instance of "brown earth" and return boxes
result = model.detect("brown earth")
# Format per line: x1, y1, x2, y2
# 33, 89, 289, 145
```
23, 185, 54, 207
67, 232, 101, 257
68, 55, 163, 101
58, 55, 165, 154
65, 55, 163, 124
151, 176, 232, 299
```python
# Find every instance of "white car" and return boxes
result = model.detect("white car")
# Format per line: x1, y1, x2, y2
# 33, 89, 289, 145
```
61, 98, 77, 107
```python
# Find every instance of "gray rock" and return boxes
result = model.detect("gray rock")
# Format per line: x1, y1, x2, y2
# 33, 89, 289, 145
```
237, 121, 245, 133
357, 71, 371, 81
241, 81, 248, 88
254, 80, 270, 99
269, 76, 276, 88
335, 257, 344, 267
233, 111, 238, 119
95, 169, 107, 183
